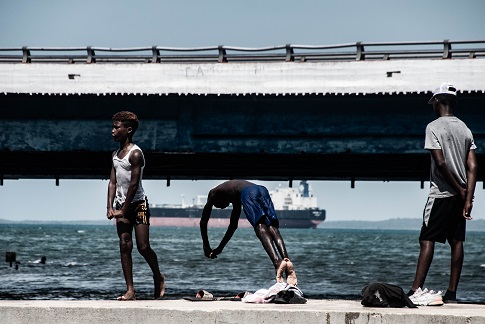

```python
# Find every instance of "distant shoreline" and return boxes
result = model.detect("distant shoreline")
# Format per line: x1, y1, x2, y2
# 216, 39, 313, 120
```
321, 218, 485, 232
0, 219, 111, 226
2, 218, 485, 231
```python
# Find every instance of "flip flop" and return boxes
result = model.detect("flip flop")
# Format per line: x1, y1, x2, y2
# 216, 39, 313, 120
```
218, 291, 248, 301
218, 296, 242, 301
183, 290, 217, 301
183, 290, 246, 301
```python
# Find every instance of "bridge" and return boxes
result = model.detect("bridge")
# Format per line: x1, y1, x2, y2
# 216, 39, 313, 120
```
1, 40, 484, 184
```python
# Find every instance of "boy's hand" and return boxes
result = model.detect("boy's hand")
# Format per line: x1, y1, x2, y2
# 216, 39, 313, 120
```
112, 210, 125, 219
210, 246, 223, 259
203, 244, 213, 258
106, 208, 115, 220
463, 201, 473, 220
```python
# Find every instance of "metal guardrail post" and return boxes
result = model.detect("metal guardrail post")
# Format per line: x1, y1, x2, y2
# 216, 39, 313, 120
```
0, 40, 484, 64
285, 44, 294, 62
22, 46, 31, 63
87, 46, 96, 64
218, 46, 227, 63
443, 39, 451, 59
356, 42, 365, 61
152, 46, 160, 63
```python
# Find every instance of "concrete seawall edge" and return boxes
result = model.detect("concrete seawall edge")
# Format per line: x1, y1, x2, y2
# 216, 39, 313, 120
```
1, 299, 484, 324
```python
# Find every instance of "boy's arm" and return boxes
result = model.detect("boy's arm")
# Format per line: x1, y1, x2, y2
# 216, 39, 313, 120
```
199, 200, 216, 258
464, 149, 478, 218
106, 153, 117, 219
200, 201, 214, 258
211, 201, 241, 258
113, 149, 144, 218
430, 149, 466, 199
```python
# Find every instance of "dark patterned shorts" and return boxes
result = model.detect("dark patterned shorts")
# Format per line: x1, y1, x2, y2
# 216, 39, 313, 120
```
116, 197, 151, 226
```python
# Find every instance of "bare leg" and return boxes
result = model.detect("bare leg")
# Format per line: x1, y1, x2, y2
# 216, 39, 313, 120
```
275, 259, 287, 283
448, 239, 464, 293
411, 240, 435, 292
285, 258, 298, 286
117, 220, 136, 300
267, 225, 297, 285
267, 226, 289, 259
134, 224, 164, 299
254, 223, 281, 267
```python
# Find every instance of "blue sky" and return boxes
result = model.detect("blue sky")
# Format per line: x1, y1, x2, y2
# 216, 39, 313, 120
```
1, 0, 484, 47
0, 0, 484, 221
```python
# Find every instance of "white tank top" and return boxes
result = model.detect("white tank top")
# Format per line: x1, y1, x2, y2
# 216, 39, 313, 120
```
113, 144, 146, 206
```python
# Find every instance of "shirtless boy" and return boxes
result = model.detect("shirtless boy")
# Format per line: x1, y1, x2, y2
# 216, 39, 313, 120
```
107, 111, 165, 300
200, 180, 297, 285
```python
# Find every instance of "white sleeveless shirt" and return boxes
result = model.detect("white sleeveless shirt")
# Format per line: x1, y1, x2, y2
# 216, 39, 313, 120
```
113, 144, 146, 206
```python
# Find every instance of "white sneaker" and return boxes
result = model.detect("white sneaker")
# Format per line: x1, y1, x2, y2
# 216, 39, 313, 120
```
410, 288, 443, 306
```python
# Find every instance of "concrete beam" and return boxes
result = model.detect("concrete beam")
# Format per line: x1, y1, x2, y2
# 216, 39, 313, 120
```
1, 59, 485, 95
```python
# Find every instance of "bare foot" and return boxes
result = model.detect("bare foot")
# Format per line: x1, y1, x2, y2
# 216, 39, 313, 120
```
117, 291, 136, 301
285, 258, 298, 286
275, 259, 287, 283
154, 273, 166, 299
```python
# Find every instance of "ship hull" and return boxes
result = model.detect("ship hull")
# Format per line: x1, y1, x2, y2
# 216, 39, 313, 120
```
149, 207, 325, 229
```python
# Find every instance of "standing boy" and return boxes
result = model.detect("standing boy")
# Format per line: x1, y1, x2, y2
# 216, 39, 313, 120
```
200, 180, 298, 285
409, 82, 477, 303
107, 111, 165, 300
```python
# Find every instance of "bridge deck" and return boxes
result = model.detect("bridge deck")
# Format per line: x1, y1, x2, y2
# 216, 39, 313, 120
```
1, 41, 484, 181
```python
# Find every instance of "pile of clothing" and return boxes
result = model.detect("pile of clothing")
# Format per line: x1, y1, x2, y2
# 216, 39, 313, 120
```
241, 282, 307, 304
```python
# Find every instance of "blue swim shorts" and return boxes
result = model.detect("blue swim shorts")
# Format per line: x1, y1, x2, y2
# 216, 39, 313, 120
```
240, 185, 279, 227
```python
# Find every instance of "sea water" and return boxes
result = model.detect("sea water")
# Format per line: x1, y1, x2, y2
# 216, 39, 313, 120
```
1, 224, 485, 303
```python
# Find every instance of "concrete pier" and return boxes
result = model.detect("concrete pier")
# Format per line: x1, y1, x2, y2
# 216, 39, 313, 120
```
1, 299, 484, 324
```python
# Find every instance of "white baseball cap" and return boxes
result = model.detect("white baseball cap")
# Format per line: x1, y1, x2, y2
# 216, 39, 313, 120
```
428, 82, 457, 104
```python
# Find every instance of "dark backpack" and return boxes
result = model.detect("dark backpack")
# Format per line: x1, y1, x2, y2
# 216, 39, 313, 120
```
361, 282, 416, 308
273, 289, 307, 304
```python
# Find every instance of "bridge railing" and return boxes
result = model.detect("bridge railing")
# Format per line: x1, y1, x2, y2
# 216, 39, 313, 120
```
0, 40, 484, 64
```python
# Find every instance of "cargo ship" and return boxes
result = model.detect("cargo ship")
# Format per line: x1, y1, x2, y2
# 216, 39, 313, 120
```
149, 181, 325, 228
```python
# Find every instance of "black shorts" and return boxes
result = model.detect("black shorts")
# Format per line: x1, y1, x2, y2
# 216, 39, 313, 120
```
116, 197, 151, 226
419, 196, 466, 243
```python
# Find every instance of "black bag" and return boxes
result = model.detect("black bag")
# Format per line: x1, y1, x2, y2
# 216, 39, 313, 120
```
273, 289, 307, 304
361, 282, 416, 308
273, 285, 307, 304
